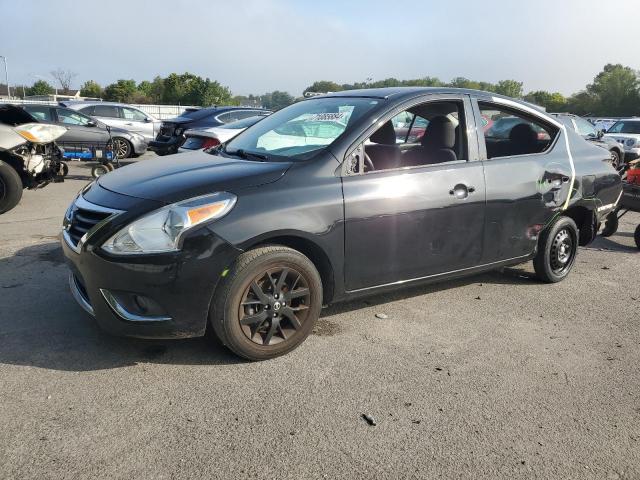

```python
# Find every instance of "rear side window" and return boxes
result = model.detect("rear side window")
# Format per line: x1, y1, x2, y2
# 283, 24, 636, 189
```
93, 105, 119, 118
479, 102, 557, 159
121, 107, 147, 121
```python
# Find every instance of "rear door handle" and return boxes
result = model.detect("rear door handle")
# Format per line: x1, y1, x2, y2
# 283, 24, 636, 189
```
449, 184, 475, 200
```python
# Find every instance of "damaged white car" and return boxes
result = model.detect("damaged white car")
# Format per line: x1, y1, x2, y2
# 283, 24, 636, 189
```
0, 104, 67, 214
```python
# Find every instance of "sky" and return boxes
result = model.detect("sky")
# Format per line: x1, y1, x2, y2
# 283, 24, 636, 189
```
1, 0, 638, 97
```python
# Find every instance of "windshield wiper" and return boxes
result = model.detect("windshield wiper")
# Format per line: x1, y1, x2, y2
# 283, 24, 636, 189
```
229, 148, 269, 162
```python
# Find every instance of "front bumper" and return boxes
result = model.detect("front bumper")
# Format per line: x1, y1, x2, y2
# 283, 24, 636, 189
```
149, 135, 183, 155
130, 136, 149, 155
62, 202, 242, 339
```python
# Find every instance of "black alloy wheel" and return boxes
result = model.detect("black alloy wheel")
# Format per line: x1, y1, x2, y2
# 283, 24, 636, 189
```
239, 267, 311, 346
112, 137, 131, 159
533, 216, 579, 283
210, 246, 322, 360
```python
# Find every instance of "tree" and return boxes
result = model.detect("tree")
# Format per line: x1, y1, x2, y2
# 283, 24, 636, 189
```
494, 80, 523, 98
138, 76, 164, 103
80, 80, 102, 98
523, 90, 567, 112
27, 80, 55, 96
50, 68, 77, 93
261, 91, 294, 110
449, 77, 482, 90
103, 79, 138, 102
303, 81, 343, 95
585, 63, 640, 116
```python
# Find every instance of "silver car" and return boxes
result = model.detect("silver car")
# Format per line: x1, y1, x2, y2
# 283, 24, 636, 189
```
62, 101, 161, 143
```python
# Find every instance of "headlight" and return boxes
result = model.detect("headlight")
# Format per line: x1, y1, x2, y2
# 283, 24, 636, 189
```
626, 138, 636, 147
15, 123, 67, 144
101, 192, 236, 255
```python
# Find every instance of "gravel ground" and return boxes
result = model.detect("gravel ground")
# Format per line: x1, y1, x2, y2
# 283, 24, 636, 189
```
1, 155, 639, 480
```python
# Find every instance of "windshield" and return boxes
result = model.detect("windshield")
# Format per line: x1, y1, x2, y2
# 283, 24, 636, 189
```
219, 115, 266, 130
608, 121, 640, 134
223, 97, 380, 160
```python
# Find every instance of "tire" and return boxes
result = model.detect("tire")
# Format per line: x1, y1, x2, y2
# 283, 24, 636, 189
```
209, 245, 323, 361
634, 224, 640, 250
61, 162, 69, 177
0, 161, 23, 214
533, 216, 579, 283
610, 149, 622, 170
601, 211, 619, 237
105, 162, 115, 172
91, 164, 109, 178
112, 137, 132, 159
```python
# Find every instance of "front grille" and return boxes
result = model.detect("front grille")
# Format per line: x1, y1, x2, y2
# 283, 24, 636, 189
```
67, 207, 112, 246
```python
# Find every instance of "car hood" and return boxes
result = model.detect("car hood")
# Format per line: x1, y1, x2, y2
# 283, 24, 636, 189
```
97, 151, 291, 204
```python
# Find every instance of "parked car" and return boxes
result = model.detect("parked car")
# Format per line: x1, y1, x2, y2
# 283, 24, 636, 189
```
61, 101, 161, 143
178, 115, 269, 153
590, 118, 618, 132
552, 113, 624, 169
149, 106, 271, 156
0, 104, 66, 214
604, 118, 640, 162
62, 88, 622, 360
21, 104, 147, 159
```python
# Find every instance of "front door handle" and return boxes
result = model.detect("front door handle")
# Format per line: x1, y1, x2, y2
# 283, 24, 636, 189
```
449, 184, 475, 200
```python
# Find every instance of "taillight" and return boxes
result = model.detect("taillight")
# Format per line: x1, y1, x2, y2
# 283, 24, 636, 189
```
202, 138, 221, 149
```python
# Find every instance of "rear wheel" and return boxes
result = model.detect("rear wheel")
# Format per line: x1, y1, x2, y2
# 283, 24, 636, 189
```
635, 225, 640, 250
601, 211, 619, 237
210, 246, 322, 360
0, 161, 23, 214
533, 216, 579, 283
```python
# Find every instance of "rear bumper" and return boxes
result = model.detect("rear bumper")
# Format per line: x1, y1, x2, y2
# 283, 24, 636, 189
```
149, 136, 183, 155
62, 225, 242, 339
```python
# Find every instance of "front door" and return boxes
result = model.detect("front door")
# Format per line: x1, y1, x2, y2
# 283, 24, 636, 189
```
342, 95, 486, 292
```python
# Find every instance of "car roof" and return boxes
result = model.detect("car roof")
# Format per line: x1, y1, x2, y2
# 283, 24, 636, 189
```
311, 86, 517, 102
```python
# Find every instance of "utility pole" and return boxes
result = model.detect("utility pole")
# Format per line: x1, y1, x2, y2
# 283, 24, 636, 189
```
0, 56, 10, 99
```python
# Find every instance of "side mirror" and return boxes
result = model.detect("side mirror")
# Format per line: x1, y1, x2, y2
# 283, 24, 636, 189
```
597, 129, 604, 139
144, 117, 152, 123
87, 120, 97, 127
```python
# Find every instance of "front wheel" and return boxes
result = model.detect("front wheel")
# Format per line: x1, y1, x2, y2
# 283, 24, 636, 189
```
533, 216, 579, 283
0, 161, 23, 214
210, 246, 323, 361
610, 150, 623, 170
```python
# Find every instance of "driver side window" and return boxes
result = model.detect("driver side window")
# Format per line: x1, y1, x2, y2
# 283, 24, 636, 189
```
361, 100, 467, 173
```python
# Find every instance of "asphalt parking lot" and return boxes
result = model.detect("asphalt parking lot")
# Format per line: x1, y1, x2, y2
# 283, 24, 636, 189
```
1, 155, 639, 480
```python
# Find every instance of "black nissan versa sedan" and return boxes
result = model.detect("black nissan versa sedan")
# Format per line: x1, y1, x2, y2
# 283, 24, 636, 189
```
62, 88, 622, 360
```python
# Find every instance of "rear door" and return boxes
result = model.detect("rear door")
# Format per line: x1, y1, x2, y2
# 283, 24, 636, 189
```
120, 106, 155, 140
342, 94, 487, 292
471, 96, 572, 263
